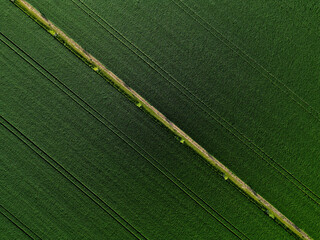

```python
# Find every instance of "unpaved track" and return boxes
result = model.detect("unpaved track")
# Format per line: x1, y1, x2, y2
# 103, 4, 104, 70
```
12, 0, 312, 239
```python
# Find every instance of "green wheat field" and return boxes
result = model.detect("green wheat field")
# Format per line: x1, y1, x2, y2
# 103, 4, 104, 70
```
1, 0, 319, 239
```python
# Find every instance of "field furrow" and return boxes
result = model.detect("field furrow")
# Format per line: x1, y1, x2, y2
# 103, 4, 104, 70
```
0, 205, 39, 240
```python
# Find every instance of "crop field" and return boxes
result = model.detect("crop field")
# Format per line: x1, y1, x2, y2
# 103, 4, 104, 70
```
1, 0, 319, 239
0, 211, 30, 240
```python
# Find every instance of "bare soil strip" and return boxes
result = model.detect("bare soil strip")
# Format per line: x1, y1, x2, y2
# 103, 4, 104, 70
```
11, 0, 312, 239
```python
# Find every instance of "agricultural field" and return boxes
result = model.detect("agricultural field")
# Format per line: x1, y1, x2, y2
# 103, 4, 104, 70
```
0, 212, 30, 240
1, 0, 319, 239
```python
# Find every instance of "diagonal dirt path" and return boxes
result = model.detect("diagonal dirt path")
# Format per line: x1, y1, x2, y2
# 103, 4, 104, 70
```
11, 0, 313, 239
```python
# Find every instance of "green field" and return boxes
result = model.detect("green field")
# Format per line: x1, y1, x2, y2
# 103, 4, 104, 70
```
15, 0, 319, 237
0, 209, 33, 240
1, 0, 319, 239
1, 125, 139, 240
182, 0, 320, 112
0, 3, 294, 238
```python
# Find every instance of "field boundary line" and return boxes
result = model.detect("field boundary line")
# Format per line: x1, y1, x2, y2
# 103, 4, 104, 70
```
71, 0, 320, 205
0, 204, 40, 240
1, 33, 247, 240
11, 0, 313, 239
0, 116, 145, 240
173, 0, 320, 122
